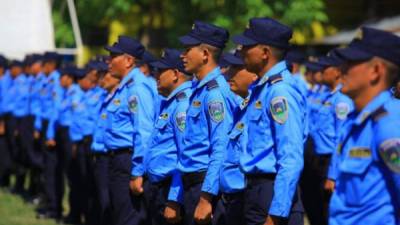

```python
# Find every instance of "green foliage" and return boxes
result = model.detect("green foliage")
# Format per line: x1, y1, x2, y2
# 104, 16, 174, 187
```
51, 0, 328, 50
52, 10, 75, 47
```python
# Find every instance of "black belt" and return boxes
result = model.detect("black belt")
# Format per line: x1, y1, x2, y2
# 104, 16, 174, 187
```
151, 176, 172, 188
222, 191, 244, 203
107, 148, 133, 157
246, 173, 276, 184
182, 171, 206, 190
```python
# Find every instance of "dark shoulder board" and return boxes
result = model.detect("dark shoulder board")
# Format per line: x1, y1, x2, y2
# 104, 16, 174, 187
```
371, 105, 388, 121
268, 74, 283, 84
126, 78, 134, 87
206, 79, 219, 90
176, 92, 187, 101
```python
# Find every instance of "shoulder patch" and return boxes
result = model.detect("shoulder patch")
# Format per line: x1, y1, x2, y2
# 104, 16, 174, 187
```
208, 101, 224, 123
175, 112, 187, 132
206, 80, 219, 90
335, 102, 351, 120
379, 139, 400, 173
270, 96, 288, 124
128, 95, 138, 113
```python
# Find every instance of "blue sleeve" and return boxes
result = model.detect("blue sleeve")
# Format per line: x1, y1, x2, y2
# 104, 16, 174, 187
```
327, 149, 339, 180
168, 170, 184, 203
131, 84, 156, 177
46, 83, 63, 140
34, 114, 42, 131
70, 92, 85, 142
268, 86, 304, 217
201, 90, 231, 195
375, 111, 400, 209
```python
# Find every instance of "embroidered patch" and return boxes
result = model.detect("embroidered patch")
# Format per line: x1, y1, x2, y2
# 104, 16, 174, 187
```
336, 102, 350, 120
113, 99, 121, 106
349, 147, 371, 158
128, 95, 138, 113
193, 101, 201, 107
270, 97, 288, 124
101, 113, 107, 119
175, 112, 186, 132
255, 100, 262, 109
379, 139, 400, 173
160, 113, 169, 120
235, 122, 244, 130
208, 101, 224, 123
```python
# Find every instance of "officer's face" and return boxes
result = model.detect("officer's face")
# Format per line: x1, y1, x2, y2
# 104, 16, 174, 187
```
181, 46, 205, 74
30, 62, 42, 75
155, 68, 176, 97
226, 66, 257, 98
340, 61, 371, 98
60, 74, 73, 88
239, 44, 267, 75
10, 66, 22, 78
313, 71, 323, 84
78, 77, 92, 91
0, 67, 4, 76
139, 64, 151, 76
109, 53, 132, 78
101, 72, 120, 92
43, 61, 56, 75
321, 66, 341, 86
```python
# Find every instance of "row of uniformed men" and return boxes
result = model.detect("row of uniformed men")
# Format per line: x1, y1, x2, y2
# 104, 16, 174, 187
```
0, 16, 399, 225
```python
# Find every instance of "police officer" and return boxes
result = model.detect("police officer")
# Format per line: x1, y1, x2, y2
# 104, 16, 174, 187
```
218, 52, 257, 225
37, 51, 63, 219
104, 36, 157, 225
177, 21, 238, 225
144, 48, 192, 225
91, 61, 118, 225
0, 55, 11, 187
301, 50, 354, 225
328, 27, 400, 225
233, 17, 306, 225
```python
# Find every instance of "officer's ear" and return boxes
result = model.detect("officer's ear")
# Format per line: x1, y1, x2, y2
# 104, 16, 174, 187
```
173, 69, 180, 82
368, 58, 385, 85
259, 45, 270, 61
124, 54, 135, 69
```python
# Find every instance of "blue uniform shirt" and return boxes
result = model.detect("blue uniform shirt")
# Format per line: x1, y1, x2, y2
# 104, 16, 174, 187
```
40, 70, 62, 121
103, 68, 157, 177
32, 73, 46, 131
292, 72, 309, 98
91, 91, 108, 153
329, 90, 400, 225
178, 67, 238, 196
12, 74, 30, 117
220, 96, 248, 194
144, 81, 192, 203
81, 86, 105, 136
2, 73, 17, 114
68, 85, 86, 142
240, 61, 307, 217
311, 85, 354, 155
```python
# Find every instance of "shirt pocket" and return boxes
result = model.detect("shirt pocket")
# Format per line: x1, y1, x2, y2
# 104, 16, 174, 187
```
187, 106, 201, 119
226, 127, 244, 163
339, 156, 373, 206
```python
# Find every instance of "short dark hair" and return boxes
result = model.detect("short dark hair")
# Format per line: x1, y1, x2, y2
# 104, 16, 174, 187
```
199, 43, 222, 63
269, 46, 287, 61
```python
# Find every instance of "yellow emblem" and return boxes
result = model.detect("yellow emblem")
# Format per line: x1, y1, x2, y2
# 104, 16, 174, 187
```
113, 99, 121, 106
349, 147, 371, 158
255, 100, 262, 109
193, 101, 201, 107
101, 113, 107, 119
236, 122, 244, 130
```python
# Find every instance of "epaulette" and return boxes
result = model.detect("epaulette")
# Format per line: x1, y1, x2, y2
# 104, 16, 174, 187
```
371, 105, 388, 121
206, 79, 219, 90
126, 78, 134, 87
176, 92, 187, 101
268, 74, 283, 84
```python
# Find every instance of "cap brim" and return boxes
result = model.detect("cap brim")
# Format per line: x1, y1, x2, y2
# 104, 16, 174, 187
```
150, 61, 171, 70
223, 53, 244, 66
232, 34, 258, 46
104, 45, 124, 54
336, 47, 373, 62
179, 35, 201, 46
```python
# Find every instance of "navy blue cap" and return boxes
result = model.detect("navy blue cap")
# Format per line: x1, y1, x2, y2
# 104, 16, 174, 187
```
138, 51, 157, 65
305, 61, 324, 72
105, 35, 145, 59
30, 54, 43, 64
43, 51, 60, 62
95, 55, 110, 63
96, 61, 108, 73
74, 68, 89, 79
285, 50, 306, 64
60, 66, 77, 77
179, 21, 229, 49
315, 49, 345, 68
86, 60, 98, 71
0, 55, 7, 68
221, 51, 244, 67
150, 48, 186, 73
336, 27, 400, 66
10, 60, 24, 68
233, 17, 292, 49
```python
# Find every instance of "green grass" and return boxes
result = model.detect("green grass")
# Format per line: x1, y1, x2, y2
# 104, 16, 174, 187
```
0, 189, 59, 225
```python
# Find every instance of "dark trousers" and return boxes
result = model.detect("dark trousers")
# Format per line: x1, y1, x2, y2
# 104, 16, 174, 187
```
147, 178, 181, 225
93, 153, 112, 225
217, 191, 245, 225
43, 121, 65, 217
109, 149, 147, 225
244, 175, 304, 225
0, 115, 12, 187
300, 138, 332, 225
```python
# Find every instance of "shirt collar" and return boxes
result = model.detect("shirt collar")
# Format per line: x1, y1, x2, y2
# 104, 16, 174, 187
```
195, 67, 221, 89
166, 81, 192, 101
117, 67, 140, 91
256, 61, 287, 86
354, 90, 392, 125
